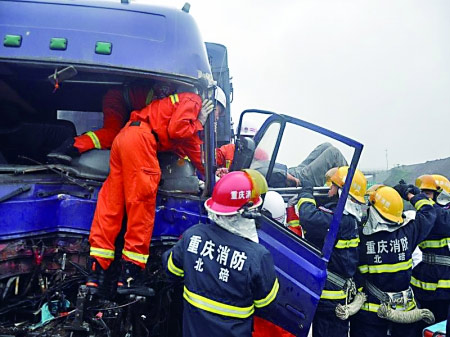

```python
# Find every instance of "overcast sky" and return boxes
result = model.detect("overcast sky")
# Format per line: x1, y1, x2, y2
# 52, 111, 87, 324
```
140, 0, 450, 170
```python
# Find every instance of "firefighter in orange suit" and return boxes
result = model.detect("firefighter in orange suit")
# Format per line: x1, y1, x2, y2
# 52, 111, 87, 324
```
87, 91, 214, 293
47, 85, 155, 163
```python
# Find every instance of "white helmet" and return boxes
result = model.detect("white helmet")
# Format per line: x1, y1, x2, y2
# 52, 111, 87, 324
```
215, 87, 226, 109
262, 191, 286, 223
239, 119, 258, 137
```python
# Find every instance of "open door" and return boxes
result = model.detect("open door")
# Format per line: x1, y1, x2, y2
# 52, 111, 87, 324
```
232, 110, 363, 335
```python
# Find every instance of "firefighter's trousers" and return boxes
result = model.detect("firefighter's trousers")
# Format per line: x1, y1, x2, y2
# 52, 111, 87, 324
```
89, 121, 161, 269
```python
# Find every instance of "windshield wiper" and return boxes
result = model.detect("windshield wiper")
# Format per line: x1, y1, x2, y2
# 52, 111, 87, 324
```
0, 185, 31, 203
18, 156, 94, 193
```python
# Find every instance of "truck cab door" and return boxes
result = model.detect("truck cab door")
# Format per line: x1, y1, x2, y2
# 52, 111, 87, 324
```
232, 110, 363, 336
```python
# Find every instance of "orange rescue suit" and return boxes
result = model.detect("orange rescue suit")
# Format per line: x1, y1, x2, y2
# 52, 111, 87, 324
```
89, 93, 203, 269
216, 143, 235, 169
74, 86, 150, 153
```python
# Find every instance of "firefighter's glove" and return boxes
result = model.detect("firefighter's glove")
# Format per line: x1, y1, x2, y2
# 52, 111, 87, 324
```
198, 99, 214, 125
406, 185, 421, 197
393, 183, 409, 200
301, 179, 314, 194
287, 194, 300, 207
377, 303, 435, 324
394, 183, 420, 200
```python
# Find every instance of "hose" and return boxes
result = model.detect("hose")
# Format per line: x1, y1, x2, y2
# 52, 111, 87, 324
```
335, 292, 367, 320
377, 303, 435, 324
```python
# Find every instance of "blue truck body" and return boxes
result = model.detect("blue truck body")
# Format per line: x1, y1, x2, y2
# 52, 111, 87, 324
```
0, 1, 363, 335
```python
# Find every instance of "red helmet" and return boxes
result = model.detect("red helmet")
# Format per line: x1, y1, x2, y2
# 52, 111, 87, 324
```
205, 169, 268, 215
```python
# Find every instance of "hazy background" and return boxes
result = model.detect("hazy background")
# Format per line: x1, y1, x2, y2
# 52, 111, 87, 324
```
138, 0, 450, 171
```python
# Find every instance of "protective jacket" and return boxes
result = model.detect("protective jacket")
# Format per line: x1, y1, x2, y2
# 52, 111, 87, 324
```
297, 190, 360, 304
74, 86, 151, 153
297, 190, 360, 337
130, 93, 204, 174
354, 194, 436, 326
163, 222, 279, 337
216, 143, 235, 169
411, 204, 450, 300
89, 93, 203, 270
285, 205, 304, 237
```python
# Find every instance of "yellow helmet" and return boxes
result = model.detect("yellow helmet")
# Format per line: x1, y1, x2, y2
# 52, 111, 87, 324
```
368, 186, 404, 224
366, 184, 384, 199
432, 174, 450, 193
325, 166, 367, 204
415, 175, 438, 191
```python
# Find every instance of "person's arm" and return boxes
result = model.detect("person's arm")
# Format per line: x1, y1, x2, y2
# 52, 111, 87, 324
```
216, 143, 235, 168
409, 193, 437, 247
74, 88, 127, 153
286, 173, 300, 187
252, 250, 279, 313
167, 93, 203, 140
162, 235, 185, 281
297, 189, 333, 245
174, 138, 205, 175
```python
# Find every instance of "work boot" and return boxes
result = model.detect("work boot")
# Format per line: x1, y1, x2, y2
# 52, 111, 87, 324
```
86, 258, 107, 296
47, 137, 80, 165
117, 260, 144, 289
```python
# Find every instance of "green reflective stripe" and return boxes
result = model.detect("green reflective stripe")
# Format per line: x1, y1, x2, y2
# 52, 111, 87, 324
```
254, 278, 279, 308
183, 286, 255, 318
361, 302, 380, 312
411, 276, 450, 291
335, 237, 360, 249
414, 198, 434, 211
361, 300, 416, 312
167, 252, 184, 277
86, 131, 101, 149
169, 94, 179, 105
297, 198, 316, 209
320, 289, 347, 300
90, 247, 114, 260
358, 259, 412, 274
122, 249, 148, 264
419, 238, 450, 249
288, 220, 300, 227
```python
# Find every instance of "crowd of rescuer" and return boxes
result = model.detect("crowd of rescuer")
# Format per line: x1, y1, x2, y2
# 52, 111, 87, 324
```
77, 83, 218, 294
163, 169, 279, 337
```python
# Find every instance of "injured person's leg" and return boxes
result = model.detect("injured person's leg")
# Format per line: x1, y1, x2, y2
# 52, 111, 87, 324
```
288, 143, 348, 187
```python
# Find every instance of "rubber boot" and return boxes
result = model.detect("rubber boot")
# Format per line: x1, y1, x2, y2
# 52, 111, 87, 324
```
117, 260, 144, 289
86, 258, 107, 296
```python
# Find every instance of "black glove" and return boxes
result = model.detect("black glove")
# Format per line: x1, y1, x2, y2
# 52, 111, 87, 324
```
301, 179, 314, 194
394, 183, 420, 200
406, 185, 421, 196
47, 138, 79, 165
393, 183, 409, 200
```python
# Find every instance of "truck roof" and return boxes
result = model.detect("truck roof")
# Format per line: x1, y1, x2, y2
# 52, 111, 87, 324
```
0, 0, 211, 81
